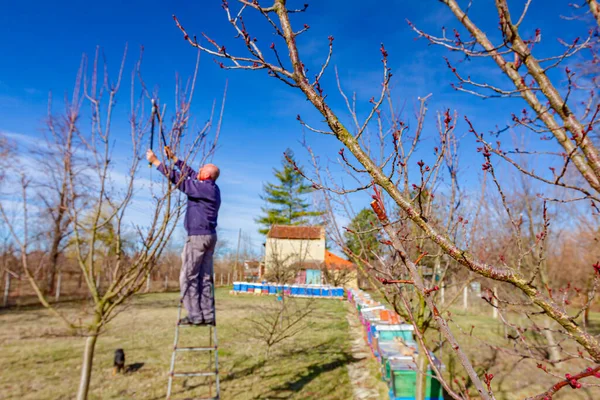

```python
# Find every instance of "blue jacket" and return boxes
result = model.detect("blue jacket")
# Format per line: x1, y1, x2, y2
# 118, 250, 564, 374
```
158, 159, 221, 236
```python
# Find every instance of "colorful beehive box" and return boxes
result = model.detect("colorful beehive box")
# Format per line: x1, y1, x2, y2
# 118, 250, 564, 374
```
387, 358, 443, 400
375, 324, 414, 342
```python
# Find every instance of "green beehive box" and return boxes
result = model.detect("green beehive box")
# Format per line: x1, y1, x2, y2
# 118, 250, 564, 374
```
378, 341, 415, 380
376, 324, 414, 342
388, 359, 443, 400
381, 353, 412, 382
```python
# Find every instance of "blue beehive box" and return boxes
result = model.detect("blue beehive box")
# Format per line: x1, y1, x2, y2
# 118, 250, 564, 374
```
268, 284, 277, 294
233, 282, 241, 292
240, 282, 248, 292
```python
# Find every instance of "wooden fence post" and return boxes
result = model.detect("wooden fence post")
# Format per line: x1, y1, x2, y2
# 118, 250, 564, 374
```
3, 272, 10, 307
55, 272, 62, 302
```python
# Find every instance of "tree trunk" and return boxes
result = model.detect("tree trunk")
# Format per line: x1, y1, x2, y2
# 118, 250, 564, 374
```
77, 330, 99, 400
543, 320, 561, 364
46, 204, 66, 295
585, 300, 591, 327
415, 342, 429, 400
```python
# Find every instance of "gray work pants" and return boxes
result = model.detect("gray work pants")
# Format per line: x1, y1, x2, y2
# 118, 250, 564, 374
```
180, 234, 217, 322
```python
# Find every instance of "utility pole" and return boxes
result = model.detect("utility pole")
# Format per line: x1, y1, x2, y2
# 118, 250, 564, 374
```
234, 229, 242, 281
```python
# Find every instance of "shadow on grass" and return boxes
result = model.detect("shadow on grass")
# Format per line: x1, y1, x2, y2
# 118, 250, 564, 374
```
279, 337, 354, 359
221, 358, 267, 382
125, 362, 145, 373
265, 352, 360, 398
148, 376, 218, 400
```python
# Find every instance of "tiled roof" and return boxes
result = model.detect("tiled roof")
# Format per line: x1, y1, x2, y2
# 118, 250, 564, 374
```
325, 251, 355, 270
290, 260, 323, 269
244, 261, 260, 268
267, 225, 324, 240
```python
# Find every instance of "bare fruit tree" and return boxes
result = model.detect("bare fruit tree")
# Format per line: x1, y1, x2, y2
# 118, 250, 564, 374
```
0, 47, 226, 400
173, 1, 600, 399
247, 295, 315, 360
32, 91, 87, 295
301, 104, 482, 399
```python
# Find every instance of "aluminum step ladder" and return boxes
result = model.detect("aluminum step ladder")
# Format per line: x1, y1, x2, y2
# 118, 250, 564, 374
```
166, 291, 220, 400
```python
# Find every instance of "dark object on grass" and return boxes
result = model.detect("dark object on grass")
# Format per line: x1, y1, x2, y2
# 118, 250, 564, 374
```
125, 362, 145, 374
113, 349, 125, 375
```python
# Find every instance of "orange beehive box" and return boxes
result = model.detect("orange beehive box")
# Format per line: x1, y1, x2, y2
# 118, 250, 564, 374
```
380, 310, 391, 322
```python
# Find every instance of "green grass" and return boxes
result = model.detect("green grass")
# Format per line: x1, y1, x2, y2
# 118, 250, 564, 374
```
0, 289, 355, 400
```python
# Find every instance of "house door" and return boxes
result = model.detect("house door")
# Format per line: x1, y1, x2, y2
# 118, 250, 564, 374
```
295, 270, 307, 284
306, 269, 322, 285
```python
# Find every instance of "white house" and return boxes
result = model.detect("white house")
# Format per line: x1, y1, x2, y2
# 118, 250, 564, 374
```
264, 225, 325, 284
264, 225, 357, 286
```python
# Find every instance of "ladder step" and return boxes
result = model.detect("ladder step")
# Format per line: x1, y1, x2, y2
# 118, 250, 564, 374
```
173, 372, 217, 377
175, 346, 217, 352
178, 324, 216, 328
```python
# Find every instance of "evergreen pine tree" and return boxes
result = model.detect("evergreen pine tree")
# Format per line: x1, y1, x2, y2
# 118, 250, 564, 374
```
256, 149, 322, 235
344, 208, 381, 262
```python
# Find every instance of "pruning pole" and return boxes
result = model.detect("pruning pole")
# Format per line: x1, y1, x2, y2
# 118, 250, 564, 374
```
157, 105, 168, 148
148, 99, 157, 167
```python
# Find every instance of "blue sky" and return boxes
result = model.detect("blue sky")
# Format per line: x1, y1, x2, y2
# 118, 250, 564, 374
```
0, 0, 590, 251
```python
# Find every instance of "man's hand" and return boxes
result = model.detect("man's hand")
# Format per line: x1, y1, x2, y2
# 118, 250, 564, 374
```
164, 146, 178, 162
146, 149, 160, 167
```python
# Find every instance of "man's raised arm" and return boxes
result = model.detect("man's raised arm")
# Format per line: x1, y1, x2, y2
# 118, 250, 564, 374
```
165, 146, 197, 179
146, 149, 213, 199
147, 149, 192, 194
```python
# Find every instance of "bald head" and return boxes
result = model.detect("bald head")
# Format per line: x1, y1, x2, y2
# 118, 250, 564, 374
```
198, 163, 220, 181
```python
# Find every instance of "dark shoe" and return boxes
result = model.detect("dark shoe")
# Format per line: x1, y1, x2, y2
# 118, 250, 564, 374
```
179, 316, 202, 326
200, 319, 216, 326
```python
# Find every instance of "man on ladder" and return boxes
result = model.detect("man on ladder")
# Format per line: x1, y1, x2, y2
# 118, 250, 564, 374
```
146, 146, 221, 325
